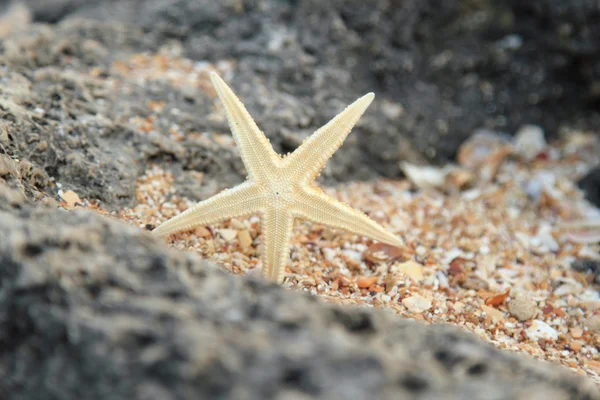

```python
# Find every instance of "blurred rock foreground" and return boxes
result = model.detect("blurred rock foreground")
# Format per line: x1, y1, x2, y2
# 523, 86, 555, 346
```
1, 186, 598, 399
0, 0, 599, 398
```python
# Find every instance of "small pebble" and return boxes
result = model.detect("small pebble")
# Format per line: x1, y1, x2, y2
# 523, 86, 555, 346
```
525, 320, 558, 341
385, 275, 400, 294
400, 162, 450, 189
514, 124, 546, 161
322, 248, 337, 263
238, 229, 252, 250
341, 249, 363, 266
396, 260, 424, 282
194, 226, 212, 238
402, 294, 432, 314
357, 276, 378, 289
61, 190, 82, 208
230, 219, 245, 230
218, 229, 238, 242
585, 314, 600, 332
533, 223, 559, 252
321, 228, 336, 240
415, 246, 427, 256
508, 295, 537, 321
570, 327, 583, 339
481, 305, 505, 322
570, 341, 583, 352
456, 129, 512, 180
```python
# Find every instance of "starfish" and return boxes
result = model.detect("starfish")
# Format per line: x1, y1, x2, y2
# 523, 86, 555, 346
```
153, 72, 403, 282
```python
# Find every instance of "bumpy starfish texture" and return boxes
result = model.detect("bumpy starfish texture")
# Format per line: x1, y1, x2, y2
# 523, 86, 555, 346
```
153, 72, 403, 282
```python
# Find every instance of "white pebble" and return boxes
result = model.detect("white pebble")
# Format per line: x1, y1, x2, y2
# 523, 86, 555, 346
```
514, 124, 546, 161
402, 294, 432, 314
525, 320, 558, 341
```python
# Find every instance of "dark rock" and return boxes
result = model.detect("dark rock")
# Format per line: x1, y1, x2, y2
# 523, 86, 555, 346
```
572, 258, 600, 285
0, 0, 595, 210
0, 183, 598, 399
579, 166, 600, 207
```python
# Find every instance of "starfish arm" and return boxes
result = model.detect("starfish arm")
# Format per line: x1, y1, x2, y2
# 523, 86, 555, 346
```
260, 207, 294, 283
152, 181, 264, 238
210, 72, 279, 182
293, 187, 403, 248
284, 93, 374, 184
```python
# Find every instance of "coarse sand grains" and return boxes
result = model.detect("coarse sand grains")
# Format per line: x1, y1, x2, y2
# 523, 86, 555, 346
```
65, 131, 600, 383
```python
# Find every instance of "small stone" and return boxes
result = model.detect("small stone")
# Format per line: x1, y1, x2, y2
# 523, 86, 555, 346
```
508, 295, 537, 321
230, 219, 245, 230
363, 243, 405, 264
238, 229, 252, 250
525, 178, 544, 201
321, 228, 336, 241
341, 249, 362, 267
396, 260, 424, 282
322, 248, 337, 263
553, 283, 578, 297
61, 190, 82, 208
194, 226, 212, 238
525, 320, 558, 341
514, 125, 546, 161
569, 341, 583, 352
445, 167, 476, 189
567, 297, 579, 307
402, 294, 432, 314
481, 305, 505, 323
436, 271, 449, 288
584, 314, 600, 332
357, 276, 378, 289
400, 162, 451, 189
218, 229, 238, 242
457, 129, 512, 181
385, 275, 400, 293
453, 301, 465, 313
571, 258, 600, 275
570, 327, 583, 339
485, 289, 510, 307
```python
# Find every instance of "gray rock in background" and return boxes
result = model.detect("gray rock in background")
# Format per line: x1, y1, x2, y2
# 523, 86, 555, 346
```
0, 184, 598, 400
15, 0, 600, 156
0, 0, 598, 209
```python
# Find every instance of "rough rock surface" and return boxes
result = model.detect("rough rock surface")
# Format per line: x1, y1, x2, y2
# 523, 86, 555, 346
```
0, 0, 599, 209
0, 184, 598, 399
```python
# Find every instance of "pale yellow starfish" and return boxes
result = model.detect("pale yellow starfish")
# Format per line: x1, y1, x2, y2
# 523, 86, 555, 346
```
153, 72, 403, 282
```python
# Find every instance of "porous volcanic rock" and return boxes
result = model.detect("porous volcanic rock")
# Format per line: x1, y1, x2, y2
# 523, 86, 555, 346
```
0, 184, 598, 400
